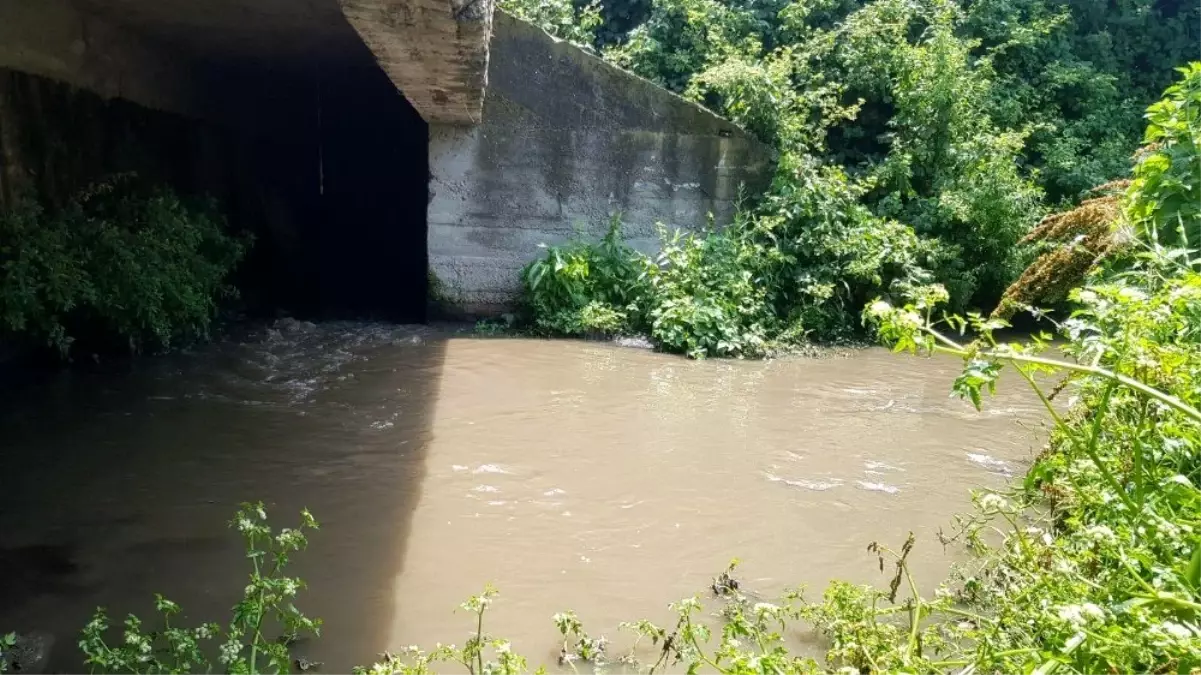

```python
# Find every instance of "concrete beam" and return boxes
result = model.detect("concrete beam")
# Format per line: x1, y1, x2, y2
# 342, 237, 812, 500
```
338, 0, 493, 125
0, 0, 205, 118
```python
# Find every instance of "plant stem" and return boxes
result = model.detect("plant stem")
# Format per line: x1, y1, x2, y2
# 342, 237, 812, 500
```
249, 551, 263, 675
475, 607, 484, 675
923, 329, 1201, 424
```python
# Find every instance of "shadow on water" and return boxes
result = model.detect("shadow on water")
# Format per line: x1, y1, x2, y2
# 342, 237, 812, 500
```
0, 325, 447, 671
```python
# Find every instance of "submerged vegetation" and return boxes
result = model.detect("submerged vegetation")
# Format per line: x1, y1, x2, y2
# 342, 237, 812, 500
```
508, 0, 1198, 356
0, 175, 249, 358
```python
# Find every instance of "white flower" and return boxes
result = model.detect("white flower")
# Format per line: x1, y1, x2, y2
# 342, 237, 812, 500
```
1117, 287, 1147, 302
1054, 558, 1077, 574
753, 602, 780, 616
1057, 603, 1104, 627
868, 300, 892, 316
495, 641, 512, 654
219, 639, 243, 665
979, 493, 1011, 511
1083, 524, 1117, 544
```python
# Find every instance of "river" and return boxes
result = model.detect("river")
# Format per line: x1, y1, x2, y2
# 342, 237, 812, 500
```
0, 320, 1046, 672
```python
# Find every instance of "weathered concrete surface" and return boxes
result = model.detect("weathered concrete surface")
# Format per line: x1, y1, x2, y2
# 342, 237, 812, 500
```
339, 0, 493, 124
71, 0, 354, 62
4, 0, 493, 126
0, 0, 204, 117
428, 11, 773, 315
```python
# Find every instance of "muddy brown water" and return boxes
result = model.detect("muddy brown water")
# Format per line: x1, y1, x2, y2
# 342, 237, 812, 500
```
0, 322, 1046, 671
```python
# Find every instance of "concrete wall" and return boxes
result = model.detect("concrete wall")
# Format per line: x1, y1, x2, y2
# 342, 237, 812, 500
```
0, 0, 205, 118
427, 12, 773, 315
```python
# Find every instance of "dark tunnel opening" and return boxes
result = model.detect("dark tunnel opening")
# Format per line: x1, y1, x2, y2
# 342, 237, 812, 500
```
0, 18, 434, 377
313, 64, 430, 322
220, 52, 430, 324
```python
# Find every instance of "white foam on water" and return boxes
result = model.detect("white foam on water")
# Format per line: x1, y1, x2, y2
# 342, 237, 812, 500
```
763, 472, 844, 491
856, 481, 901, 494
966, 452, 1014, 476
473, 464, 511, 475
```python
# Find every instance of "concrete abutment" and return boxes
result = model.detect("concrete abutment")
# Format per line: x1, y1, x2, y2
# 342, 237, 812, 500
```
0, 0, 773, 319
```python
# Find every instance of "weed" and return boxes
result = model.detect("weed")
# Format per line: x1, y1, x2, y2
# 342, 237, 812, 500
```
78, 503, 321, 674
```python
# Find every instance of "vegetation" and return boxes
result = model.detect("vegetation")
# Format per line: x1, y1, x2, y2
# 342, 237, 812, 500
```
0, 175, 249, 357
68, 503, 322, 675
522, 215, 652, 337
511, 0, 1198, 356
1, 9, 1196, 675
499, 0, 604, 48
7, 68, 1192, 673
376, 63, 1201, 674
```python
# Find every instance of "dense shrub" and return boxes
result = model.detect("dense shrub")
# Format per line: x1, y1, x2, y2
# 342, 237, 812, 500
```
496, 0, 602, 47
1127, 63, 1201, 250
516, 0, 1196, 351
0, 176, 249, 356
521, 216, 651, 336
520, 161, 933, 354
645, 226, 773, 357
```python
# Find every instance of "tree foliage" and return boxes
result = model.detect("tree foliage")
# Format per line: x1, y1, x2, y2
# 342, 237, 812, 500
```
518, 0, 1198, 353
0, 175, 249, 356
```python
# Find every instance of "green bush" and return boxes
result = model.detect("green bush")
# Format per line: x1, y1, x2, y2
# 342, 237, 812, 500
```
1127, 63, 1201, 251
76, 503, 321, 675
543, 0, 1199, 345
0, 176, 249, 356
645, 227, 772, 358
497, 0, 603, 47
520, 215, 651, 337
522, 160, 934, 354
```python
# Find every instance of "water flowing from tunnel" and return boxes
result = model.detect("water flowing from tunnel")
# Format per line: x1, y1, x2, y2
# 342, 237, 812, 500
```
0, 322, 1046, 671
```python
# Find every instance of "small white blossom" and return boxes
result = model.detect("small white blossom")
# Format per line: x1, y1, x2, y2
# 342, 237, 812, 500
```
753, 602, 780, 616
219, 639, 243, 665
979, 493, 1011, 511
1054, 558, 1077, 574
868, 300, 892, 316
1057, 603, 1105, 627
1084, 525, 1117, 544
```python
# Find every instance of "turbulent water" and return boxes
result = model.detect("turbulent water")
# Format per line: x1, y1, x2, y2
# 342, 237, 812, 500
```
0, 321, 1046, 671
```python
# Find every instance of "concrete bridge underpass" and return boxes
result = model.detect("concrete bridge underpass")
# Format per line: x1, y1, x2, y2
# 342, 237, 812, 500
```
0, 0, 771, 320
